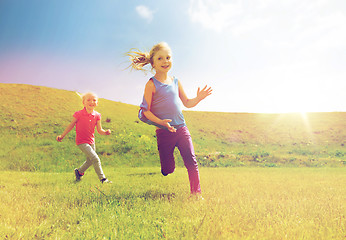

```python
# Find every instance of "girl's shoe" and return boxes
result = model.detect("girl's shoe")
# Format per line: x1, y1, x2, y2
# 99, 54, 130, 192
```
74, 168, 83, 181
101, 178, 112, 184
196, 194, 204, 201
189, 193, 204, 201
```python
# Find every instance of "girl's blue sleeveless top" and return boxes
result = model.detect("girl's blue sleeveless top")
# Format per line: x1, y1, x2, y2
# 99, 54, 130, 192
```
139, 77, 186, 129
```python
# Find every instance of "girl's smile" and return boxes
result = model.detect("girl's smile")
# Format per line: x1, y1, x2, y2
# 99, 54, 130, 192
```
152, 48, 172, 73
161, 64, 170, 69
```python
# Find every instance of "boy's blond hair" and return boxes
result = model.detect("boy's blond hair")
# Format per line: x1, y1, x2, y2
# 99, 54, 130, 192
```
126, 42, 171, 72
76, 92, 98, 102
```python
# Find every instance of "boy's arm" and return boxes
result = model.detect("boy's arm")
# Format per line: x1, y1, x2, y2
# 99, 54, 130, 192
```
56, 117, 77, 142
96, 120, 111, 135
178, 80, 212, 108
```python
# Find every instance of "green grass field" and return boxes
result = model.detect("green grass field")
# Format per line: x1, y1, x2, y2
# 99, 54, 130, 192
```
1, 83, 345, 239
1, 83, 345, 171
1, 167, 345, 239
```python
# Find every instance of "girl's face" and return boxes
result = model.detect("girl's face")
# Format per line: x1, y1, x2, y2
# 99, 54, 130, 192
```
152, 48, 172, 73
83, 94, 98, 111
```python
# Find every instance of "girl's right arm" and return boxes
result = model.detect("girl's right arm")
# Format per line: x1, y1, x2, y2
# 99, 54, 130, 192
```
56, 117, 77, 142
142, 80, 176, 132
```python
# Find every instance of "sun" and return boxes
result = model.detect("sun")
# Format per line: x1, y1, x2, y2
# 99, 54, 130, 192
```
268, 86, 317, 114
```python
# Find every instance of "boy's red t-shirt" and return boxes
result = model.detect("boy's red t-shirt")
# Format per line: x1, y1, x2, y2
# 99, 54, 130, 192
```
73, 108, 101, 145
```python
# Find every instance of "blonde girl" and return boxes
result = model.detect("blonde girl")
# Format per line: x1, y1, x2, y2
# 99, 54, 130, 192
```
127, 42, 212, 197
56, 92, 112, 183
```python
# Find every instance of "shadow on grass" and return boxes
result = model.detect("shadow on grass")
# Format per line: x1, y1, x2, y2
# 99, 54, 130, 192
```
87, 186, 176, 204
112, 190, 176, 201
139, 190, 175, 201
126, 172, 160, 177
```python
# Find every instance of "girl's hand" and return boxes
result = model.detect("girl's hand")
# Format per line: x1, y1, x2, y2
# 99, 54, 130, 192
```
56, 135, 63, 142
197, 85, 213, 101
105, 129, 111, 135
161, 119, 177, 132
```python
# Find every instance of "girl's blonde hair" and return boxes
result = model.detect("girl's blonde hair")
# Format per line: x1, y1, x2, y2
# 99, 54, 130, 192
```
126, 42, 171, 72
76, 92, 98, 102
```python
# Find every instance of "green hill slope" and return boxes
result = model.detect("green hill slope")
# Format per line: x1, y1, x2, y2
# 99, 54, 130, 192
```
1, 83, 345, 171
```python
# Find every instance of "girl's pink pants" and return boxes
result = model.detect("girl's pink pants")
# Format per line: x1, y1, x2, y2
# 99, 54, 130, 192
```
156, 126, 201, 194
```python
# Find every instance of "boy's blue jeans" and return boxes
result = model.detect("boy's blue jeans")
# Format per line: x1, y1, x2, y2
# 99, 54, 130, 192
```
77, 143, 105, 180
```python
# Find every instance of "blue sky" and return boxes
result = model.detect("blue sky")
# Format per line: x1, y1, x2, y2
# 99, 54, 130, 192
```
1, 0, 345, 113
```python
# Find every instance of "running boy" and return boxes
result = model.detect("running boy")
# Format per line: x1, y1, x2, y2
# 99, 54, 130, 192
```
56, 92, 112, 183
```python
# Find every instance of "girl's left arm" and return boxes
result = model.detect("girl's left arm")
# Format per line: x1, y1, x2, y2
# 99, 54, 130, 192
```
96, 120, 111, 135
178, 80, 212, 108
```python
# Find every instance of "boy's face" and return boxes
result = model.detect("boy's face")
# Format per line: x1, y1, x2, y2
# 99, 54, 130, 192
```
83, 94, 98, 111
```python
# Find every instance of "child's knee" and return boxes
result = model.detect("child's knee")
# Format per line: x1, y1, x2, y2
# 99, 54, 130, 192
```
161, 168, 175, 176
184, 159, 198, 171
90, 155, 101, 164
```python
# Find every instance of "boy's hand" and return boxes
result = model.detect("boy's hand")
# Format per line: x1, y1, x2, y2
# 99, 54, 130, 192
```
105, 129, 111, 135
56, 135, 63, 142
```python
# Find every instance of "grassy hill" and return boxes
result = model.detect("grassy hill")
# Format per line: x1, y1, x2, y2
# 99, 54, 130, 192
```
1, 83, 345, 171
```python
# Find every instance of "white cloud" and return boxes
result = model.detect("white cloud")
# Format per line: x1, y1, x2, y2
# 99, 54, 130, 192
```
188, 0, 346, 43
136, 5, 154, 23
188, 0, 243, 32
188, 0, 346, 66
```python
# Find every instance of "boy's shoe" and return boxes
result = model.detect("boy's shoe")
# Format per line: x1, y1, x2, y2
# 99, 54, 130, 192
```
101, 178, 112, 184
74, 168, 83, 181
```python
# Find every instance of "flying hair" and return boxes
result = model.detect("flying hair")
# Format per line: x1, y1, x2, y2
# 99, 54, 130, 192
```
75, 92, 82, 98
126, 49, 151, 71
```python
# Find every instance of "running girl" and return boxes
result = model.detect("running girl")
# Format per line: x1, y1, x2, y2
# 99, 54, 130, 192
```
127, 42, 212, 197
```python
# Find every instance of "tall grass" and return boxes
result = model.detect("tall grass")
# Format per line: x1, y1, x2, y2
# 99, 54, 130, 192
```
1, 167, 345, 239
